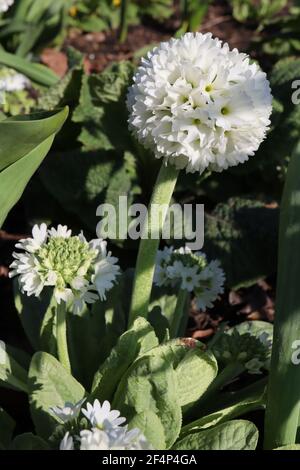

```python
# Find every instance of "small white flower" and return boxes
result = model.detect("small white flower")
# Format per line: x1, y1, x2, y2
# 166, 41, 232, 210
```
50, 398, 86, 423
128, 32, 272, 174
0, 0, 13, 13
0, 67, 29, 92
60, 432, 74, 450
82, 399, 126, 430
9, 224, 120, 314
48, 224, 72, 239
194, 260, 225, 311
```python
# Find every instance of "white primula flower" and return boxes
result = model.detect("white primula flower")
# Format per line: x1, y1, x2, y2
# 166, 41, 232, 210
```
9, 224, 120, 314
59, 399, 152, 451
60, 432, 74, 450
79, 427, 151, 451
0, 67, 29, 92
127, 32, 272, 174
82, 399, 126, 430
80, 428, 110, 450
50, 398, 86, 423
154, 246, 225, 311
0, 0, 14, 13
194, 260, 225, 311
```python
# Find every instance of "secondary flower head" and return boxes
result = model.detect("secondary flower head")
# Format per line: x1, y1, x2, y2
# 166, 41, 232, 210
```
50, 398, 86, 424
154, 246, 225, 311
0, 67, 29, 92
127, 32, 272, 174
211, 326, 272, 374
58, 399, 152, 451
9, 224, 120, 314
0, 0, 14, 13
79, 427, 149, 451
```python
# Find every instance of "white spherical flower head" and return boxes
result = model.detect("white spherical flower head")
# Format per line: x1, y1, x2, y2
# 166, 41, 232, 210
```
128, 32, 272, 174
50, 398, 86, 423
9, 224, 120, 314
82, 399, 126, 430
0, 0, 14, 13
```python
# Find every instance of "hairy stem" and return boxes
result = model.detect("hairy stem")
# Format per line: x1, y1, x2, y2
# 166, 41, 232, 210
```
128, 163, 179, 327
56, 301, 71, 373
170, 289, 189, 338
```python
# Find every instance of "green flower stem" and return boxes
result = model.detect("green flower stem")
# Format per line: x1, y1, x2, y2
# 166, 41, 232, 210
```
56, 302, 71, 373
128, 163, 179, 327
264, 144, 300, 449
170, 289, 189, 338
119, 0, 129, 43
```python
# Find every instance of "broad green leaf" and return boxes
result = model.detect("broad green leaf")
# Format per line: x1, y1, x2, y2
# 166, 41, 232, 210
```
113, 350, 182, 449
69, 270, 134, 391
39, 149, 115, 231
72, 61, 134, 152
12, 433, 49, 450
91, 317, 158, 400
0, 107, 68, 228
0, 340, 28, 393
181, 379, 266, 436
0, 408, 15, 449
173, 420, 259, 450
176, 346, 217, 408
28, 352, 85, 439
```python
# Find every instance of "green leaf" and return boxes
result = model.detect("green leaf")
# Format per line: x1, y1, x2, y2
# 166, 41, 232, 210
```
173, 420, 259, 450
0, 340, 28, 393
38, 48, 83, 110
181, 379, 266, 436
28, 352, 85, 439
0, 408, 15, 449
0, 50, 59, 87
39, 148, 116, 231
68, 269, 134, 390
0, 107, 68, 228
113, 349, 182, 449
91, 317, 158, 400
204, 197, 279, 288
176, 345, 217, 409
12, 433, 49, 450
72, 61, 134, 152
